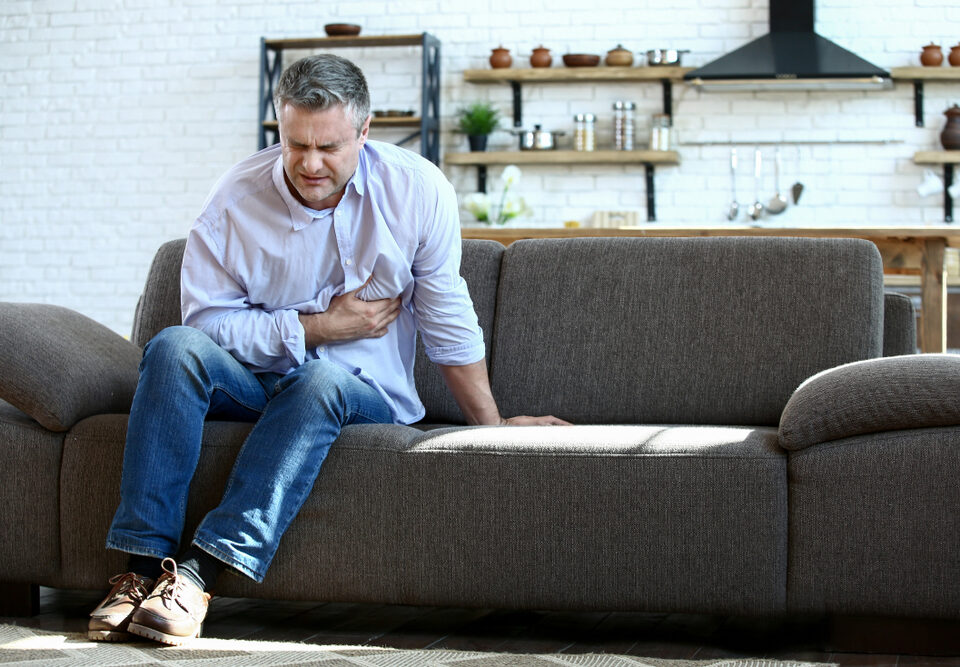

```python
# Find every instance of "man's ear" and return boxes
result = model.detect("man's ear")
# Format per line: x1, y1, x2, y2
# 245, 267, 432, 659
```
358, 115, 371, 147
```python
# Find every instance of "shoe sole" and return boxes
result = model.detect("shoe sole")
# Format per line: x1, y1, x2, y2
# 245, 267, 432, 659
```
87, 629, 133, 642
127, 622, 201, 646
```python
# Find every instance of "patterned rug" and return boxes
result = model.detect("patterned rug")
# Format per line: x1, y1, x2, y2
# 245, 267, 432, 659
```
0, 624, 836, 666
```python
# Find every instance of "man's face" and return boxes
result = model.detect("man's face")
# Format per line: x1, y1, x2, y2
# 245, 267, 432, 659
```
278, 102, 370, 210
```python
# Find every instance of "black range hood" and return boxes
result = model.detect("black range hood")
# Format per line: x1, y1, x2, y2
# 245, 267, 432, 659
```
684, 0, 891, 91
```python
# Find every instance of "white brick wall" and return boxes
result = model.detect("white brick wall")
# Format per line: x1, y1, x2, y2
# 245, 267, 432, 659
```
2, 0, 959, 334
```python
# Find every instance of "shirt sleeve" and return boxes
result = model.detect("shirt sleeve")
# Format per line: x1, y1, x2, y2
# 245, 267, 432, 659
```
411, 174, 487, 366
180, 218, 306, 373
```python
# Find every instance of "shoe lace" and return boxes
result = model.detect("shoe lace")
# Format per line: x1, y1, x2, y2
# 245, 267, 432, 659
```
157, 557, 188, 611
106, 572, 151, 604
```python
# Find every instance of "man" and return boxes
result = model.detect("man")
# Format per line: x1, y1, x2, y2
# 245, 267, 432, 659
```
88, 54, 569, 646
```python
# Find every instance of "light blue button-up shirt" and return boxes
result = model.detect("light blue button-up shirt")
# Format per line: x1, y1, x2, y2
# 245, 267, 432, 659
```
180, 140, 486, 424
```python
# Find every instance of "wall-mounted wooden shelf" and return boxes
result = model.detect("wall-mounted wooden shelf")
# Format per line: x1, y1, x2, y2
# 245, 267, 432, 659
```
263, 35, 428, 49
890, 67, 960, 127
444, 149, 680, 166
914, 151, 960, 222
463, 66, 693, 83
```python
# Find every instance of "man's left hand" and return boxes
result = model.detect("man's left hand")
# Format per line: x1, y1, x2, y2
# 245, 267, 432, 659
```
501, 415, 572, 426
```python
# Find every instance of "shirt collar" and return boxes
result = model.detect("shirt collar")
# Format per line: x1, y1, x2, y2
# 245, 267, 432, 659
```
272, 156, 314, 231
271, 146, 369, 231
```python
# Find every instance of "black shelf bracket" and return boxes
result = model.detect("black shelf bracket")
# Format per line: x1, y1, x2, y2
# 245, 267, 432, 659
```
477, 166, 488, 193
945, 163, 954, 223
510, 81, 523, 128
912, 80, 925, 127
645, 164, 657, 222
661, 80, 674, 123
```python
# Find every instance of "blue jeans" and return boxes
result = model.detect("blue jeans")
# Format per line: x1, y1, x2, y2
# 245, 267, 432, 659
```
106, 325, 392, 582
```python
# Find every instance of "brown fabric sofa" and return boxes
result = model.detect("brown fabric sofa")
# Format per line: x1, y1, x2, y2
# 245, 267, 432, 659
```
3, 235, 958, 621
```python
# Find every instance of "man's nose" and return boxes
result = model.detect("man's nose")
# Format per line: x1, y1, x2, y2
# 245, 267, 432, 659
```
303, 150, 324, 174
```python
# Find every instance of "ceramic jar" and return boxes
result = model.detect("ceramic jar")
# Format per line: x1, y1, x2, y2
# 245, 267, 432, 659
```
920, 43, 943, 66
530, 45, 552, 68
605, 44, 634, 67
941, 105, 960, 150
489, 46, 512, 69
949, 44, 960, 67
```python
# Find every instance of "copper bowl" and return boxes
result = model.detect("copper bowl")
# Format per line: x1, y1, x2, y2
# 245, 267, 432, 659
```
562, 53, 600, 67
324, 23, 362, 36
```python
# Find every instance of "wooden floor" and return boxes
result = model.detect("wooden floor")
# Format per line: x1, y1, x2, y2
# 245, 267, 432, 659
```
4, 587, 960, 665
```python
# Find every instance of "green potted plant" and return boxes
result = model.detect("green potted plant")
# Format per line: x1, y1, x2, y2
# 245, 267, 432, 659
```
456, 102, 500, 151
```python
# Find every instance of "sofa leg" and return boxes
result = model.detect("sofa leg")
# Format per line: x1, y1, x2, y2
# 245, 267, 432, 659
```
0, 582, 40, 616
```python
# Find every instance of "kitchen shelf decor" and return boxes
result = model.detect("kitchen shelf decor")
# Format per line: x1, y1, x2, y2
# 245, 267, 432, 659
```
914, 151, 960, 222
462, 66, 692, 128
445, 150, 680, 222
449, 66, 689, 222
258, 33, 441, 164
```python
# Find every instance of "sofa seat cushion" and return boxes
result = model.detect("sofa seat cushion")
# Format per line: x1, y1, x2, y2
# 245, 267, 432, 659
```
394, 424, 788, 615
59, 417, 786, 615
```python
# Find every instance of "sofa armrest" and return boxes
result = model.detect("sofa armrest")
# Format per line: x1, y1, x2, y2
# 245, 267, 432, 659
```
779, 354, 960, 451
0, 303, 141, 432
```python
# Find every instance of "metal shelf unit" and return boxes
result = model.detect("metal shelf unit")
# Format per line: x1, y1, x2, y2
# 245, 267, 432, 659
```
258, 33, 441, 164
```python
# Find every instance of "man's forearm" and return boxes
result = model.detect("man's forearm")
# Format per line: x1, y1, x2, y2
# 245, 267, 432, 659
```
438, 360, 504, 426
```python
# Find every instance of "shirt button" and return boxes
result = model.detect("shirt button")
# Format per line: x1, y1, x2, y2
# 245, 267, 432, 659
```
345, 258, 353, 266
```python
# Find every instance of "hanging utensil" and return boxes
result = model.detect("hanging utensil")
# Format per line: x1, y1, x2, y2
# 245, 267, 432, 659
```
749, 148, 764, 221
727, 148, 740, 221
792, 181, 805, 204
767, 147, 788, 215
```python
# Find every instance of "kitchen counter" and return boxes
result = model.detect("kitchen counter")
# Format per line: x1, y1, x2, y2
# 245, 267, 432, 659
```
461, 226, 960, 353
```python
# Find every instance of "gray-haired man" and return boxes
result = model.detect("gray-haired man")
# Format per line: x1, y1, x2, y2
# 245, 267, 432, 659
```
88, 54, 569, 646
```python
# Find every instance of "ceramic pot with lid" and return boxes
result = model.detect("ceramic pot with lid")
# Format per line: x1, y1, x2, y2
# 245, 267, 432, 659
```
530, 45, 552, 68
950, 44, 960, 67
490, 46, 512, 69
920, 43, 944, 66
605, 44, 634, 67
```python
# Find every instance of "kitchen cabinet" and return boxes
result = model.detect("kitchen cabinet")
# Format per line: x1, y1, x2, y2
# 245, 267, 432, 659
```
258, 33, 440, 163
447, 66, 689, 222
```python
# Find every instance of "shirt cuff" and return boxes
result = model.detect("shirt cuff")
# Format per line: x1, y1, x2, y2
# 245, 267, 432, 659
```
425, 337, 486, 366
278, 309, 306, 368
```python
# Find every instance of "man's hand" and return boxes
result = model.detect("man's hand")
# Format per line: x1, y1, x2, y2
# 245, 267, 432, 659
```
501, 415, 572, 426
299, 279, 402, 347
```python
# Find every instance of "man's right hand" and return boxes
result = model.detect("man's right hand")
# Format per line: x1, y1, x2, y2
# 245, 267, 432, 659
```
299, 281, 402, 347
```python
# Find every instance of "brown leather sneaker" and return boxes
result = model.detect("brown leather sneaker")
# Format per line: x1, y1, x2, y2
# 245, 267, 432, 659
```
88, 572, 155, 641
127, 558, 212, 646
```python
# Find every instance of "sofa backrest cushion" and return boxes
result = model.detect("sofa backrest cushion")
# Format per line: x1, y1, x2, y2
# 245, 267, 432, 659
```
415, 240, 504, 423
130, 238, 504, 423
489, 237, 884, 426
131, 238, 187, 348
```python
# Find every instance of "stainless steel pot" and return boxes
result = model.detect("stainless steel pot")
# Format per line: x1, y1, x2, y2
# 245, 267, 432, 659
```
513, 124, 564, 150
646, 48, 689, 66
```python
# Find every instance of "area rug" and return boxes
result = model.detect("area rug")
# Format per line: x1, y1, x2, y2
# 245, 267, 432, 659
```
0, 624, 836, 666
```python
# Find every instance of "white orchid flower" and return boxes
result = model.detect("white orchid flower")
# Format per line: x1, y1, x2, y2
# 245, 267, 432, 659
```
500, 165, 521, 187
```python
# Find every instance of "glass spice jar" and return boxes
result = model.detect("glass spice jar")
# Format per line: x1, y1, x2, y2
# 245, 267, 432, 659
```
574, 113, 596, 151
649, 113, 672, 151
613, 101, 636, 150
